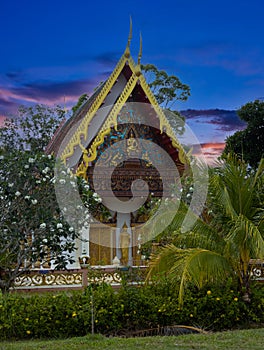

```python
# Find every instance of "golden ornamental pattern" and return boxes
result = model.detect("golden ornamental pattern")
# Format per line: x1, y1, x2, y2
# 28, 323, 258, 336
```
76, 73, 138, 176
14, 272, 83, 288
61, 53, 128, 162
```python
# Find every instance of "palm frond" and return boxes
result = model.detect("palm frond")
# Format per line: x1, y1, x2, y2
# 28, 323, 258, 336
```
226, 214, 264, 260
147, 244, 231, 306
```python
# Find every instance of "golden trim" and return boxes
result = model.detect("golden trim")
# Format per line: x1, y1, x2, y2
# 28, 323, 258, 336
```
124, 16, 133, 58
61, 53, 129, 162
14, 272, 83, 288
61, 37, 187, 167
137, 32, 142, 65
138, 74, 188, 164
77, 73, 138, 171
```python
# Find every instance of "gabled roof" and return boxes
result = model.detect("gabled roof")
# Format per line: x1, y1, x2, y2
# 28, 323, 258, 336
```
48, 29, 187, 169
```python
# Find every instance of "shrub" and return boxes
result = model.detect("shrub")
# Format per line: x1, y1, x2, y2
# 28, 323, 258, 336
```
0, 281, 263, 340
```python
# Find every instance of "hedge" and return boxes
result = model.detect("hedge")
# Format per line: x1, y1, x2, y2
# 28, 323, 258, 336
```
0, 280, 263, 340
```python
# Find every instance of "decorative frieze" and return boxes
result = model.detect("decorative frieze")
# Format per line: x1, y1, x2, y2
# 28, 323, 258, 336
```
13, 266, 147, 291
14, 271, 83, 289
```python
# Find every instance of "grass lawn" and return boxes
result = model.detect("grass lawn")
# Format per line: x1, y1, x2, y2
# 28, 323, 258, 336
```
0, 328, 263, 350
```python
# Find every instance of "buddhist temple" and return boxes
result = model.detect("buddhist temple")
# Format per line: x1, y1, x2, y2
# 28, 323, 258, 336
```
46, 23, 187, 269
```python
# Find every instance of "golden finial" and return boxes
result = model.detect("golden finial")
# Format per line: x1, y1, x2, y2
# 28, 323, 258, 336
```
128, 16, 132, 47
134, 32, 142, 76
64, 95, 66, 113
125, 16, 132, 57
137, 32, 142, 65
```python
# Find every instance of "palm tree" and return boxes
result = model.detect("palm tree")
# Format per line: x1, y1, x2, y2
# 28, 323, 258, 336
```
146, 156, 264, 305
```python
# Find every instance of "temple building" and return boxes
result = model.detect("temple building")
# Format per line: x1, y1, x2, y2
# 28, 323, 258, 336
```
46, 26, 187, 268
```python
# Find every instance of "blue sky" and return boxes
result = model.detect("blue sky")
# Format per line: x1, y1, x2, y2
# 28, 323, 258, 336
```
0, 0, 263, 155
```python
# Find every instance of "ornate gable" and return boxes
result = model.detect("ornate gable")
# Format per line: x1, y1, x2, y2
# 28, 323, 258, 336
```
48, 24, 187, 176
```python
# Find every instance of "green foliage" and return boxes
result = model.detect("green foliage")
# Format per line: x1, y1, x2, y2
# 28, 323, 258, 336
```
141, 64, 189, 135
72, 94, 89, 114
0, 281, 263, 340
0, 104, 105, 292
223, 100, 264, 168
0, 104, 65, 153
0, 148, 102, 292
141, 64, 190, 107
147, 156, 264, 305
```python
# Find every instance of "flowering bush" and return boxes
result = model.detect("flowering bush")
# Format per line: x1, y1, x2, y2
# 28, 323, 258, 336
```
0, 104, 109, 292
0, 281, 263, 340
0, 148, 109, 292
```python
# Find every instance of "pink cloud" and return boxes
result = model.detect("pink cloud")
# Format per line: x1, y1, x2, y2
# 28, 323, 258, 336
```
201, 142, 225, 165
192, 142, 225, 166
0, 115, 7, 127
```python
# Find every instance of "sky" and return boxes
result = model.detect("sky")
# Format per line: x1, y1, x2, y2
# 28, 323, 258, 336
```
0, 0, 263, 162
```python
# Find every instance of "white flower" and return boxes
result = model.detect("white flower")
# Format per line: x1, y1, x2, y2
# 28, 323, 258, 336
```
15, 191, 21, 197
42, 238, 48, 243
47, 154, 52, 159
24, 164, 29, 169
0, 155, 4, 160
40, 223, 46, 229
93, 192, 99, 198
186, 193, 191, 198
8, 183, 14, 187
28, 158, 34, 163
59, 179, 66, 184
69, 227, 74, 232
31, 199, 38, 205
42, 167, 50, 174
57, 223, 63, 229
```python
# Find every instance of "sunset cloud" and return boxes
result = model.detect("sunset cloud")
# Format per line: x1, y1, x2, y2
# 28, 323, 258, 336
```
182, 109, 245, 130
201, 142, 226, 165
181, 109, 246, 145
0, 75, 103, 116
192, 142, 226, 166
0, 115, 7, 127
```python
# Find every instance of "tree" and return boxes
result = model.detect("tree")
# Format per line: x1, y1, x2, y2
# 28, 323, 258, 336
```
146, 156, 264, 305
141, 64, 189, 136
223, 99, 264, 168
0, 152, 75, 292
0, 105, 103, 292
141, 64, 190, 108
72, 93, 89, 114
0, 104, 66, 153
